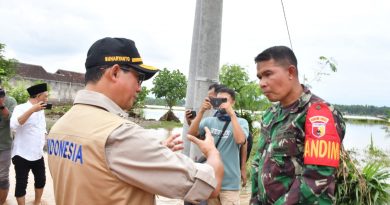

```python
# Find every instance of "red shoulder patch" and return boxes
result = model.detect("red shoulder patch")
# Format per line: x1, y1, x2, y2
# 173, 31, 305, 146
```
304, 102, 340, 168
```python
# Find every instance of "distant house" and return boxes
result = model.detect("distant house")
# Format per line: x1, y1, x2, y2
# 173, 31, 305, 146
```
10, 62, 84, 104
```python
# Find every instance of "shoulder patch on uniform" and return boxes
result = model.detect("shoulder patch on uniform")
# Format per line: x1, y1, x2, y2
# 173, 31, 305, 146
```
304, 102, 340, 168
309, 116, 329, 138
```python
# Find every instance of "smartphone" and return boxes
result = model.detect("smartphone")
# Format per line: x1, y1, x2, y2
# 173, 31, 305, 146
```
190, 110, 196, 119
210, 97, 227, 108
44, 103, 53, 110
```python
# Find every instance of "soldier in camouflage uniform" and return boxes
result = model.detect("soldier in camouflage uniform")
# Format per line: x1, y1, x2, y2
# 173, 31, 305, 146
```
250, 46, 346, 205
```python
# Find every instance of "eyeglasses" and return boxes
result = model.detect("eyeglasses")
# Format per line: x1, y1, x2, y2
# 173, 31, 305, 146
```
120, 66, 145, 86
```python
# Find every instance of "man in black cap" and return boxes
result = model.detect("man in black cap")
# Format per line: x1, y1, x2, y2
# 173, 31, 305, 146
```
47, 37, 224, 205
10, 83, 49, 205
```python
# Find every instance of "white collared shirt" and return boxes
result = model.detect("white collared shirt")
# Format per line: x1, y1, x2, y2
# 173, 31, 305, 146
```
10, 101, 46, 161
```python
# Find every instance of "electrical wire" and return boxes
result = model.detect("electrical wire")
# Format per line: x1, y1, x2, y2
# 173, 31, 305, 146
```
281, 0, 293, 49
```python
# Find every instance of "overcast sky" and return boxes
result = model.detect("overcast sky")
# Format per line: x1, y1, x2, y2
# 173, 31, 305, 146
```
1, 0, 389, 106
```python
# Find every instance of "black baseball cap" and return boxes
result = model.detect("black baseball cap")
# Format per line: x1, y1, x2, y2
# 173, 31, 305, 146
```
85, 37, 159, 80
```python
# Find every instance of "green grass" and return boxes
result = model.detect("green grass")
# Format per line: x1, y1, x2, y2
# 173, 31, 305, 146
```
336, 142, 390, 205
346, 118, 389, 125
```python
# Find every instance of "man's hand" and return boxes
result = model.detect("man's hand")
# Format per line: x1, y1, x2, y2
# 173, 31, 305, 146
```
162, 133, 183, 152
219, 100, 235, 116
0, 97, 9, 117
189, 127, 224, 198
185, 110, 193, 126
241, 167, 247, 187
0, 97, 5, 106
17, 101, 46, 126
31, 101, 46, 112
187, 127, 217, 157
199, 97, 212, 113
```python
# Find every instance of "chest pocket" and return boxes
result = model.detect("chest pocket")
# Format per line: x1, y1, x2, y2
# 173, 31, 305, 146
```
257, 128, 269, 155
271, 130, 299, 165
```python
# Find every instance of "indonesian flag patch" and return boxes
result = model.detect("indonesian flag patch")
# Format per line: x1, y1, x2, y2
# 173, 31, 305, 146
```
304, 102, 340, 168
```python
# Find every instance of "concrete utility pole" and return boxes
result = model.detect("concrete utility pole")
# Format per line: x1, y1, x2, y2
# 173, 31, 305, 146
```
182, 0, 223, 159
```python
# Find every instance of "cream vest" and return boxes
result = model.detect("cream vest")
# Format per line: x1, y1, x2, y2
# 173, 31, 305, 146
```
47, 104, 155, 205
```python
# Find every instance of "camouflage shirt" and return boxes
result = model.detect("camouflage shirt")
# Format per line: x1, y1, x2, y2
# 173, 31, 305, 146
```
250, 86, 345, 205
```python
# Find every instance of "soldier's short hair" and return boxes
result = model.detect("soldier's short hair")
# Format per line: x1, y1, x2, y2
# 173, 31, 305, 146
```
254, 46, 298, 75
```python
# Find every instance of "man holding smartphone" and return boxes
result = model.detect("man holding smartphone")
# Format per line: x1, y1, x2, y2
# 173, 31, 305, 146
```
185, 83, 223, 126
186, 83, 251, 188
188, 87, 249, 205
10, 83, 49, 205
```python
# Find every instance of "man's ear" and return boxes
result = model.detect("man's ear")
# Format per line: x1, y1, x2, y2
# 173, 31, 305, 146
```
288, 65, 298, 78
105, 64, 121, 81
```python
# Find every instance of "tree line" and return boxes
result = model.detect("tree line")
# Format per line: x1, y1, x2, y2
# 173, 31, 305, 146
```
334, 104, 390, 118
144, 97, 185, 107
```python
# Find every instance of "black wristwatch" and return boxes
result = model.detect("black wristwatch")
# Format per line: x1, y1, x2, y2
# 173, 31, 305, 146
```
0, 106, 5, 110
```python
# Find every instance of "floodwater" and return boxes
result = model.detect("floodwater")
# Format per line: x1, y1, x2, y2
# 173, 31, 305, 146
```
343, 122, 390, 151
144, 108, 390, 152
